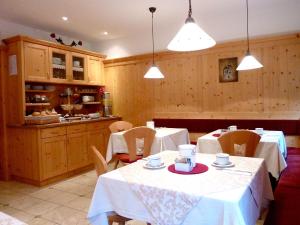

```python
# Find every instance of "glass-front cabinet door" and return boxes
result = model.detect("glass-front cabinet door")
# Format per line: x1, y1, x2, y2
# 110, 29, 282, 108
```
49, 48, 69, 81
71, 53, 87, 83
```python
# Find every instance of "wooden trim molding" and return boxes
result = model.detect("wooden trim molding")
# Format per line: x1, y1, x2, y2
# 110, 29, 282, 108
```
3, 35, 106, 59
104, 32, 300, 67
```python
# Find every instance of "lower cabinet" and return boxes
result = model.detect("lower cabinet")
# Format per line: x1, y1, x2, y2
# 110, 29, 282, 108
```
41, 135, 67, 180
8, 119, 118, 186
67, 132, 89, 171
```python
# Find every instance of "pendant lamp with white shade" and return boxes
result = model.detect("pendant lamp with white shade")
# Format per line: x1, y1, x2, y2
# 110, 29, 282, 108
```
237, 0, 263, 71
167, 0, 216, 52
144, 7, 164, 79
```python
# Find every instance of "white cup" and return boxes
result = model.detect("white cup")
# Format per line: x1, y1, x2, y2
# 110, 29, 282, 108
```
216, 153, 230, 165
255, 128, 264, 135
228, 125, 237, 131
146, 121, 155, 129
73, 61, 80, 67
148, 155, 161, 167
178, 144, 196, 167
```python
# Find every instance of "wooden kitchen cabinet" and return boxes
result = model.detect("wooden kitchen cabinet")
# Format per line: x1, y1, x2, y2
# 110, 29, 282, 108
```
7, 118, 119, 186
3, 36, 105, 85
24, 42, 49, 81
41, 135, 67, 180
67, 132, 89, 171
87, 56, 103, 85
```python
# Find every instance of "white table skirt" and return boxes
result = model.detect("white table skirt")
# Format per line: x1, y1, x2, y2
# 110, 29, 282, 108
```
106, 128, 190, 162
88, 151, 273, 225
196, 130, 287, 179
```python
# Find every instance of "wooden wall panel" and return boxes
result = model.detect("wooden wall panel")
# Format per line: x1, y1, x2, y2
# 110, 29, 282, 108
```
104, 33, 300, 126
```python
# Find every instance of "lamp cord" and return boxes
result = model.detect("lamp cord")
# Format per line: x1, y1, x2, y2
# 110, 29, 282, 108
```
246, 0, 250, 53
151, 11, 155, 65
188, 0, 192, 17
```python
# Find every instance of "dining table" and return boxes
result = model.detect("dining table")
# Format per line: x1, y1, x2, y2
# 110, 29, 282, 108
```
105, 127, 190, 162
196, 129, 287, 179
88, 150, 274, 225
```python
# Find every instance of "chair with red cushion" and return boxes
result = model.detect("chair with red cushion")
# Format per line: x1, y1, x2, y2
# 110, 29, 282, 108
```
218, 130, 261, 157
109, 120, 133, 133
90, 146, 131, 225
114, 127, 156, 168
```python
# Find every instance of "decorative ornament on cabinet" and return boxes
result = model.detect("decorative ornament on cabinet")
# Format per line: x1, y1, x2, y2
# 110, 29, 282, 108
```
50, 33, 82, 47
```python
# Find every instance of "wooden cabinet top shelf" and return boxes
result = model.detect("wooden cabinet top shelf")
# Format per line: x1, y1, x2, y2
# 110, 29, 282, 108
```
82, 102, 101, 105
25, 90, 53, 93
26, 103, 51, 106
77, 91, 98, 94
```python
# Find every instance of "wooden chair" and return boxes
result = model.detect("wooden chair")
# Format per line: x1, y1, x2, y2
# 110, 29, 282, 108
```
114, 127, 156, 168
217, 130, 261, 157
109, 121, 133, 133
91, 146, 131, 225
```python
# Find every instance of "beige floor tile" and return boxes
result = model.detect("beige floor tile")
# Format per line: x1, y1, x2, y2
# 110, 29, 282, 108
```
51, 181, 94, 196
9, 196, 44, 211
46, 191, 78, 205
23, 201, 59, 216
41, 205, 86, 224
29, 188, 66, 201
65, 196, 91, 212
67, 175, 97, 187
0, 206, 35, 222
0, 192, 27, 205
27, 217, 58, 225
84, 171, 97, 179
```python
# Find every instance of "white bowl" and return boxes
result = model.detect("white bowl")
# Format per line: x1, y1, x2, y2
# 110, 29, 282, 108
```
82, 95, 95, 102
61, 104, 73, 111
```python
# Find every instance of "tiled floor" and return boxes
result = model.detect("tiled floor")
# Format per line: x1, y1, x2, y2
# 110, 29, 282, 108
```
0, 168, 267, 225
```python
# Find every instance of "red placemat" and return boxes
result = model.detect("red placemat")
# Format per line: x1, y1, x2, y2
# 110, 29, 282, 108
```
168, 163, 208, 175
212, 133, 221, 137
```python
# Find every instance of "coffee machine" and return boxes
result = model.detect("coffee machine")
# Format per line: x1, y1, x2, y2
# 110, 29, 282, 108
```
103, 92, 112, 117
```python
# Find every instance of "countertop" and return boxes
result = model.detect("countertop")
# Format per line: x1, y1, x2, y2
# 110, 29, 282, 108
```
8, 116, 121, 129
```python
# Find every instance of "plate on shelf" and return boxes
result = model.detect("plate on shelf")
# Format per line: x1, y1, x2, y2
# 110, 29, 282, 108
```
143, 162, 166, 169
211, 161, 235, 168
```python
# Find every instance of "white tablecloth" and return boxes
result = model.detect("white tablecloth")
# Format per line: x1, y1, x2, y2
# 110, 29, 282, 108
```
106, 128, 190, 162
196, 130, 287, 179
88, 151, 274, 225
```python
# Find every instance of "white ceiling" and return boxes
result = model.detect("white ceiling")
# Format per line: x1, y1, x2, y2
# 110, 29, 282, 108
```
1, 0, 300, 58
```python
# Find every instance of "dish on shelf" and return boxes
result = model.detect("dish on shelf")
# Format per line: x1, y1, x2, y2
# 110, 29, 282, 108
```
82, 95, 95, 102
61, 104, 74, 111
45, 85, 56, 91
31, 85, 44, 90
73, 104, 83, 110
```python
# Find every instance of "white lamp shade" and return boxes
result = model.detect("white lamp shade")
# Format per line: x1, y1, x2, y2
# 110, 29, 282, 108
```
167, 21, 216, 52
237, 54, 263, 71
144, 65, 164, 79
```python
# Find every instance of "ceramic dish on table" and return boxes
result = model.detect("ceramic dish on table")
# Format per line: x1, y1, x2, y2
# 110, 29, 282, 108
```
211, 161, 235, 168
143, 162, 166, 169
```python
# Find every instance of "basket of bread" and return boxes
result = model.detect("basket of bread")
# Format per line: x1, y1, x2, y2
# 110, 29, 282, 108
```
25, 109, 60, 125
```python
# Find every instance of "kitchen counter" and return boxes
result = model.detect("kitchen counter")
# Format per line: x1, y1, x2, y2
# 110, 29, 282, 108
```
8, 116, 121, 128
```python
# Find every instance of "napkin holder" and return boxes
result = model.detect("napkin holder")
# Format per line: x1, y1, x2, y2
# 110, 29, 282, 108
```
174, 157, 193, 172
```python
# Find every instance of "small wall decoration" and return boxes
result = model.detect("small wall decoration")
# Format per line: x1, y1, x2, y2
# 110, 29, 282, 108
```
50, 33, 82, 47
219, 57, 238, 83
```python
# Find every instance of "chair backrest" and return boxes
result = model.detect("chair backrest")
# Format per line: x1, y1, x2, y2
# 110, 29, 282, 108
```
217, 130, 261, 157
123, 126, 156, 161
109, 121, 133, 133
91, 146, 108, 177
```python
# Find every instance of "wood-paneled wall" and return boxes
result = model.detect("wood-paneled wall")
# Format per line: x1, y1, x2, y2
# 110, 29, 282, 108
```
0, 46, 9, 179
104, 33, 300, 126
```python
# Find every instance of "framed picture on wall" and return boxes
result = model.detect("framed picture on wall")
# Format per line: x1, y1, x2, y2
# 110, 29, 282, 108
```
219, 57, 238, 82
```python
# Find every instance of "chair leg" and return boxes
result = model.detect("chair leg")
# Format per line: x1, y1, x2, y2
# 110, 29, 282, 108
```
114, 159, 120, 169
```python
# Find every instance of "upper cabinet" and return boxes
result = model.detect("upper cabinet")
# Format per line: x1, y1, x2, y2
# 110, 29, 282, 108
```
87, 56, 103, 85
24, 43, 49, 81
3, 36, 105, 85
49, 48, 69, 82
